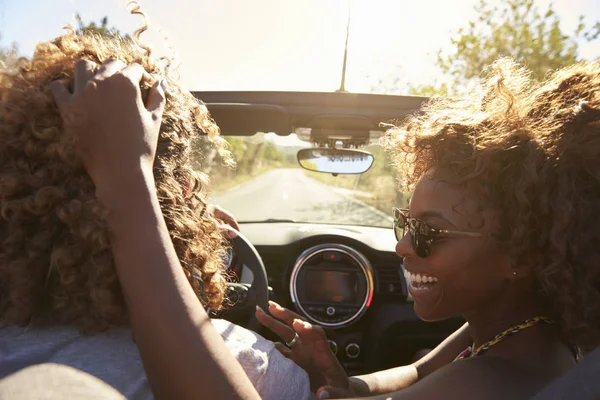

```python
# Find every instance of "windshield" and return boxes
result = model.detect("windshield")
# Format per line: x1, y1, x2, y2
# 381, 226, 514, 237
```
5, 1, 597, 225
200, 133, 403, 228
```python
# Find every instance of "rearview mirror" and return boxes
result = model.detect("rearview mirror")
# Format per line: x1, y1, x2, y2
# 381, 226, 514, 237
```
297, 148, 374, 175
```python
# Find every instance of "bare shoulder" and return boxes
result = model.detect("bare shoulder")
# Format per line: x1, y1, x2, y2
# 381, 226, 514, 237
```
368, 356, 550, 400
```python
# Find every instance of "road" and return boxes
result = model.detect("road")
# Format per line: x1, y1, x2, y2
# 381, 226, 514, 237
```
211, 168, 393, 227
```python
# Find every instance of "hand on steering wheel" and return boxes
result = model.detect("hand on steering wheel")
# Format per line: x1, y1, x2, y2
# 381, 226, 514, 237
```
209, 204, 239, 239
206, 204, 269, 332
255, 301, 351, 396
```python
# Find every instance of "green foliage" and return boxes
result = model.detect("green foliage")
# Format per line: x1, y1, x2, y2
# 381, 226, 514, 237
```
0, 15, 131, 71
262, 141, 284, 163
75, 14, 132, 42
370, 71, 448, 98
378, 0, 600, 97
198, 135, 298, 193
0, 41, 19, 69
407, 82, 449, 97
306, 144, 407, 213
585, 22, 600, 41
438, 0, 599, 86
72, 14, 134, 48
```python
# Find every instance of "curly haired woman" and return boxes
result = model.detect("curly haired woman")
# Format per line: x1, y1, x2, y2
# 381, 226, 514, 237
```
256, 59, 600, 399
0, 29, 310, 399
66, 57, 600, 399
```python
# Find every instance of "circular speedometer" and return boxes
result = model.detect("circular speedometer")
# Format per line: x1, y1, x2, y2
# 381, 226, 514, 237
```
290, 244, 374, 329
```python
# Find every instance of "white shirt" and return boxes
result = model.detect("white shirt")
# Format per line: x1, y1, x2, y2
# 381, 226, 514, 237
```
0, 319, 312, 400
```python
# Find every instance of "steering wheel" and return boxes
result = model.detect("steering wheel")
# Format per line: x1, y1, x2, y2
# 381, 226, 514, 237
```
217, 231, 269, 332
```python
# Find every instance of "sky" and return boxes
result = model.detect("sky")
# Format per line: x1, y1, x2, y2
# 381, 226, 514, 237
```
1, 0, 599, 94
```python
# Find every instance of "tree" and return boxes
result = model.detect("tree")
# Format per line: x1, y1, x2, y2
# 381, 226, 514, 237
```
390, 0, 600, 96
407, 82, 449, 97
74, 14, 132, 43
368, 67, 450, 97
0, 41, 19, 69
0, 15, 131, 71
439, 0, 599, 86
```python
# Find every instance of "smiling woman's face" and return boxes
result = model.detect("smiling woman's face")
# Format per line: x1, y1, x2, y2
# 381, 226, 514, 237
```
396, 171, 512, 321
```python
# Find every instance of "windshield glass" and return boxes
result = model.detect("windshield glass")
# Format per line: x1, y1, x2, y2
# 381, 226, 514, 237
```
199, 133, 403, 228
5, 1, 597, 226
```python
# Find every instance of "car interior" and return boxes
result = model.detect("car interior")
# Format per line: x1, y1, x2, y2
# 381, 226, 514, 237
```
196, 91, 465, 376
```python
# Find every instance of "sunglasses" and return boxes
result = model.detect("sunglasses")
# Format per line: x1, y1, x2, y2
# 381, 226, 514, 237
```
393, 208, 492, 258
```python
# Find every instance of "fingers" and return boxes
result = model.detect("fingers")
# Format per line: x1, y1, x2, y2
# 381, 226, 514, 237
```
74, 59, 97, 94
213, 205, 241, 232
94, 58, 127, 81
274, 342, 293, 358
211, 205, 239, 239
255, 306, 297, 343
293, 319, 329, 351
52, 59, 156, 119
146, 79, 167, 114
120, 63, 147, 86
219, 224, 239, 239
50, 79, 71, 110
268, 301, 305, 325
317, 386, 349, 399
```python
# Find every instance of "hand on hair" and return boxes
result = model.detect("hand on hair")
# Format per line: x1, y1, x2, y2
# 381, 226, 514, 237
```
50, 59, 166, 194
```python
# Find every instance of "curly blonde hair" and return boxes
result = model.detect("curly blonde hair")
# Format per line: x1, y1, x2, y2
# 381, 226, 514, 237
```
384, 59, 600, 353
0, 30, 233, 333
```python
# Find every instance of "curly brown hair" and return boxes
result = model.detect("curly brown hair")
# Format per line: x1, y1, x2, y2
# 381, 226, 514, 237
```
0, 29, 233, 333
384, 58, 600, 353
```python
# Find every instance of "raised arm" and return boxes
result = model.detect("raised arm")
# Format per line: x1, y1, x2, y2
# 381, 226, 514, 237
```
51, 59, 260, 400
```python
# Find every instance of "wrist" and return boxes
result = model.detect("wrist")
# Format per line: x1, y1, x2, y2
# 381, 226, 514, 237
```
348, 377, 370, 396
94, 165, 156, 211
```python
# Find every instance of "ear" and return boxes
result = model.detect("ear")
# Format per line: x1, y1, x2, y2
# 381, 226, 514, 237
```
493, 250, 515, 280
510, 251, 540, 279
511, 264, 537, 280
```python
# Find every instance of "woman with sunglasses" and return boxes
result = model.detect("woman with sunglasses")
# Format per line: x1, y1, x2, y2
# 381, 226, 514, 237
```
255, 59, 600, 399
58, 57, 600, 400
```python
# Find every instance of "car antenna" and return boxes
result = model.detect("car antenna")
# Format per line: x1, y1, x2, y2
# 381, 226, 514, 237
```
335, 1, 352, 93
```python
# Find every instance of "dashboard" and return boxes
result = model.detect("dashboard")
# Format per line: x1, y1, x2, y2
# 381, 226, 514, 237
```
290, 243, 374, 328
233, 222, 464, 375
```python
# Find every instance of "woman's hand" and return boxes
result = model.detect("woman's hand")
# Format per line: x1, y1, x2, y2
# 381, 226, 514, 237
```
208, 204, 239, 239
50, 59, 166, 196
255, 301, 354, 396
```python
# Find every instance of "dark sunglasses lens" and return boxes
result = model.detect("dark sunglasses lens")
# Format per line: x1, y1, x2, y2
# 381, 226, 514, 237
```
393, 209, 407, 241
393, 210, 432, 258
413, 233, 431, 258
411, 220, 432, 258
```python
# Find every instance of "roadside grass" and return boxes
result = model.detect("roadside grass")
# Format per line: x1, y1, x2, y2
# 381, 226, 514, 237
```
207, 163, 409, 217
306, 170, 408, 214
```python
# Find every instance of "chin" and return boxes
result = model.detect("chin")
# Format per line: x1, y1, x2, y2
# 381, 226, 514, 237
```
413, 303, 453, 322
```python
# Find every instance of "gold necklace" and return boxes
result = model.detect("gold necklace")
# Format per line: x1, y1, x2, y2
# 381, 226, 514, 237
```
454, 316, 554, 361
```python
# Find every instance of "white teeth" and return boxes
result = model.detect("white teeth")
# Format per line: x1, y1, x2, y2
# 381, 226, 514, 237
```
404, 270, 438, 284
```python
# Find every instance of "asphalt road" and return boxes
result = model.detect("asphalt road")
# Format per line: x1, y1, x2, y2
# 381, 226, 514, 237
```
212, 168, 393, 227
